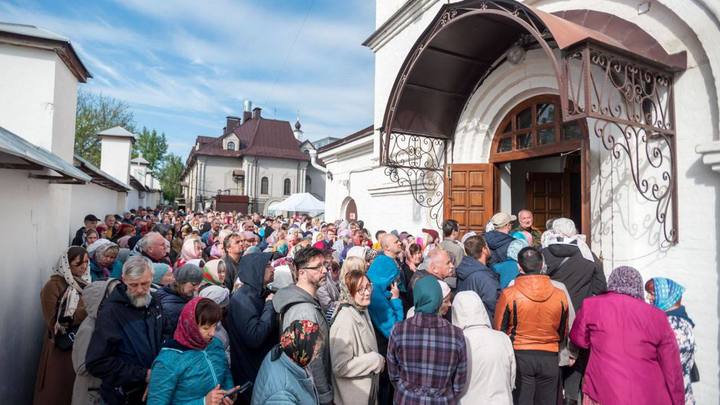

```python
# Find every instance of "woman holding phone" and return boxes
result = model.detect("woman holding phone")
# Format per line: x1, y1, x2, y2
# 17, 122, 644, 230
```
148, 297, 240, 405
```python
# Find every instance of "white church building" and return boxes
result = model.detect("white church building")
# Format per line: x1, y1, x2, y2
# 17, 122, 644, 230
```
182, 102, 326, 214
321, 0, 720, 401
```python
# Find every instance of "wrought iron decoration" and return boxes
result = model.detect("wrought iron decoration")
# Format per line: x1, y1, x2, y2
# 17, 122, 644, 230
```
563, 46, 678, 244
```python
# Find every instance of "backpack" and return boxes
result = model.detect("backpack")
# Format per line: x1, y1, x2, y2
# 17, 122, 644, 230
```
71, 279, 120, 405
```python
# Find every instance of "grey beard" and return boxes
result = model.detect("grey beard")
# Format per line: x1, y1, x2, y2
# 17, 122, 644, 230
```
127, 291, 152, 308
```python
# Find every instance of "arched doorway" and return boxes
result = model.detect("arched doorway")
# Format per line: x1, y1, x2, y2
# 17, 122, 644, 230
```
341, 197, 358, 222
490, 95, 589, 235
444, 94, 590, 237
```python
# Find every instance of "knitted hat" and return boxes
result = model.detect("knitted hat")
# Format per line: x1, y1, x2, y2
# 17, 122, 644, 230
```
198, 285, 230, 307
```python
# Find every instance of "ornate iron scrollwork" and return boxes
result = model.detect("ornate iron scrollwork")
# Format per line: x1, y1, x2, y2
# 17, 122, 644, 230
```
564, 46, 678, 244
383, 132, 446, 226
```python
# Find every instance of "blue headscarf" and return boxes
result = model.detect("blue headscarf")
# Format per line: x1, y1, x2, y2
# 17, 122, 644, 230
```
651, 277, 685, 311
413, 276, 442, 315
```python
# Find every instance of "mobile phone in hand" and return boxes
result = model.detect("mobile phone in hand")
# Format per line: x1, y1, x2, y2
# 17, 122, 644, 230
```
222, 381, 252, 399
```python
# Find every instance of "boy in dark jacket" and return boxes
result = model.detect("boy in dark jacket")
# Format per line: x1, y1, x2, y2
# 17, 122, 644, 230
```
86, 256, 163, 405
225, 252, 277, 404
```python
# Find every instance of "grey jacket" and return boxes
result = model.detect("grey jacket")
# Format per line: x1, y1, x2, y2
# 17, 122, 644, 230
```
71, 279, 120, 405
273, 285, 333, 404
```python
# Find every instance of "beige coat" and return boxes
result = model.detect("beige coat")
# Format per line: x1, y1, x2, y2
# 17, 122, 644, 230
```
329, 305, 383, 405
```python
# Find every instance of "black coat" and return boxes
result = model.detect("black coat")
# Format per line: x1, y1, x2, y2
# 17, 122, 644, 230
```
543, 244, 606, 310
226, 252, 278, 387
86, 283, 163, 405
155, 285, 190, 342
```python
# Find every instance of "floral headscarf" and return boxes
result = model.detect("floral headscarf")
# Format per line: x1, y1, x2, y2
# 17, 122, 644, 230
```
53, 249, 91, 332
279, 320, 321, 367
174, 297, 211, 350
607, 266, 644, 299
650, 277, 685, 311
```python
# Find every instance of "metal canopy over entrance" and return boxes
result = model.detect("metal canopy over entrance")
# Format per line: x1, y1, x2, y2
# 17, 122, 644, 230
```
380, 0, 686, 243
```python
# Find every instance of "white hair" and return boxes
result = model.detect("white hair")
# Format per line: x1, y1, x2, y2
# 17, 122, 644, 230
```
122, 256, 153, 279
136, 231, 164, 253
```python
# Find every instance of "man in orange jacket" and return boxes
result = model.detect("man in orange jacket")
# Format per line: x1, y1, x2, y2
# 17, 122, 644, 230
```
494, 246, 569, 405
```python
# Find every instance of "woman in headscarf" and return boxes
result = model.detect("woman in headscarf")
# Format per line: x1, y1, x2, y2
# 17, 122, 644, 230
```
493, 238, 529, 289
33, 246, 90, 405
646, 277, 697, 405
387, 276, 467, 404
570, 266, 684, 405
201, 259, 227, 290
148, 297, 237, 405
330, 270, 384, 405
87, 239, 122, 281
406, 279, 452, 318
452, 290, 515, 405
251, 320, 323, 405
175, 237, 203, 269
199, 285, 232, 365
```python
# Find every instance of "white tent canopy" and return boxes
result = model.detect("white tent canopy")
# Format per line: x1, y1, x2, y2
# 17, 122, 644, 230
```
268, 192, 325, 214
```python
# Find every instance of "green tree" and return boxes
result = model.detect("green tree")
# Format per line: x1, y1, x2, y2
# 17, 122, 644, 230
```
75, 90, 135, 165
158, 153, 185, 203
133, 127, 168, 172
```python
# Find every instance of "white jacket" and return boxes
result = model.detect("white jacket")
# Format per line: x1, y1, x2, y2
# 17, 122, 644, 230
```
452, 291, 516, 405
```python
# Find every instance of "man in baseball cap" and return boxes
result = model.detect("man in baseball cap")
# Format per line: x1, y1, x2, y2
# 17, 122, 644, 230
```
485, 212, 517, 265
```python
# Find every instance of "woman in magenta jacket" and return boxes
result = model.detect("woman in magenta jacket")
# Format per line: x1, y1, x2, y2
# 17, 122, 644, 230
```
570, 266, 684, 405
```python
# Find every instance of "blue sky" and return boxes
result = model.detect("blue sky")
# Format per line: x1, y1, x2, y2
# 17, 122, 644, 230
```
1, 0, 376, 158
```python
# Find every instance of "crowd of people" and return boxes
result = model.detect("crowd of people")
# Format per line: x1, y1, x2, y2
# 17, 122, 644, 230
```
33, 207, 697, 405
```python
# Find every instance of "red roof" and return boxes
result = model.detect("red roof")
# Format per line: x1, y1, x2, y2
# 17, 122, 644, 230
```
185, 117, 309, 170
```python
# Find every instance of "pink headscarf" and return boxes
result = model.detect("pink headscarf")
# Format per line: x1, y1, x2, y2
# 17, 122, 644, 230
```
181, 238, 201, 261
174, 297, 210, 350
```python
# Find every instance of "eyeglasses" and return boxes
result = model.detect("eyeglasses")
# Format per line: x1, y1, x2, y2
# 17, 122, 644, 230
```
301, 264, 325, 271
357, 284, 373, 293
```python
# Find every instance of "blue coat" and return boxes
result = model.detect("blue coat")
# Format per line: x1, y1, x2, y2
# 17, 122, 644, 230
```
492, 259, 521, 289
485, 231, 515, 266
455, 255, 500, 316
147, 338, 234, 405
156, 285, 191, 342
251, 348, 319, 405
89, 259, 123, 281
367, 254, 404, 338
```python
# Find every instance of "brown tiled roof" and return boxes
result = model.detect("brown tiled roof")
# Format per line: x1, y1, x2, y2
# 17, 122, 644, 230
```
183, 117, 308, 175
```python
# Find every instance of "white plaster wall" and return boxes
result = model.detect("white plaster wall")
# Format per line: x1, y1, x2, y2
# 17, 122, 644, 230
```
100, 138, 132, 185
51, 54, 79, 161
0, 170, 72, 403
127, 189, 141, 211
306, 166, 326, 200
199, 156, 245, 197
0, 44, 57, 153
70, 183, 126, 234
253, 157, 302, 212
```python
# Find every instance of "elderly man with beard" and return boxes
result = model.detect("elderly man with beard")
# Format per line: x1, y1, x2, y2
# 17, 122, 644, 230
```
86, 256, 163, 405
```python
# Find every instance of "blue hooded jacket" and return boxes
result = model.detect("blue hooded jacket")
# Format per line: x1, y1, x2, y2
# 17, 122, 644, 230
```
485, 231, 515, 266
367, 254, 404, 338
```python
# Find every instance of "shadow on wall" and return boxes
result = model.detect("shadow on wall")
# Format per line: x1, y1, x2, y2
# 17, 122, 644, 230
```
685, 157, 720, 403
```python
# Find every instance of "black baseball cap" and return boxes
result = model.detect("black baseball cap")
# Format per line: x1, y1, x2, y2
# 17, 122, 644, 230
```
84, 214, 100, 222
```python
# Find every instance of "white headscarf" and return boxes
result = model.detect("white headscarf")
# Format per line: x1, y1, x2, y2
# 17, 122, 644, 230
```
87, 238, 116, 260
53, 251, 91, 333
545, 218, 594, 262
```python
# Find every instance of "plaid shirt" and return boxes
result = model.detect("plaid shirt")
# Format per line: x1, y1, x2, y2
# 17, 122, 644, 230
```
387, 313, 468, 405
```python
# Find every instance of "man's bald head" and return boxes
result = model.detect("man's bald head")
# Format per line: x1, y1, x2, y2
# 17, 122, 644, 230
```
381, 234, 402, 258
427, 248, 454, 279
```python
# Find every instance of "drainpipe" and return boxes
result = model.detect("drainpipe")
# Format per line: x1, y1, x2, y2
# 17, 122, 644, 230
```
308, 149, 326, 173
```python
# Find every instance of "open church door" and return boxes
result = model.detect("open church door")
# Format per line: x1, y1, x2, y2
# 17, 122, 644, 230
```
443, 164, 495, 236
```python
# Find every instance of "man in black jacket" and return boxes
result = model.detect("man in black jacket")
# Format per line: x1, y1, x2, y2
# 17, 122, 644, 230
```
226, 252, 277, 404
542, 217, 606, 405
86, 256, 163, 405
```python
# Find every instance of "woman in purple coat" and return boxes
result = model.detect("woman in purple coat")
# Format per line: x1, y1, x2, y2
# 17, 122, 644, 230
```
570, 266, 684, 405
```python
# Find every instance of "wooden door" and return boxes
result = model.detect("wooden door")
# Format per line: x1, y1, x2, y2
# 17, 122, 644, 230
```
444, 164, 494, 235
526, 172, 570, 231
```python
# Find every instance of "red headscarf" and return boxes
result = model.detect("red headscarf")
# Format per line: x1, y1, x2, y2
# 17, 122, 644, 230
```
174, 297, 211, 350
